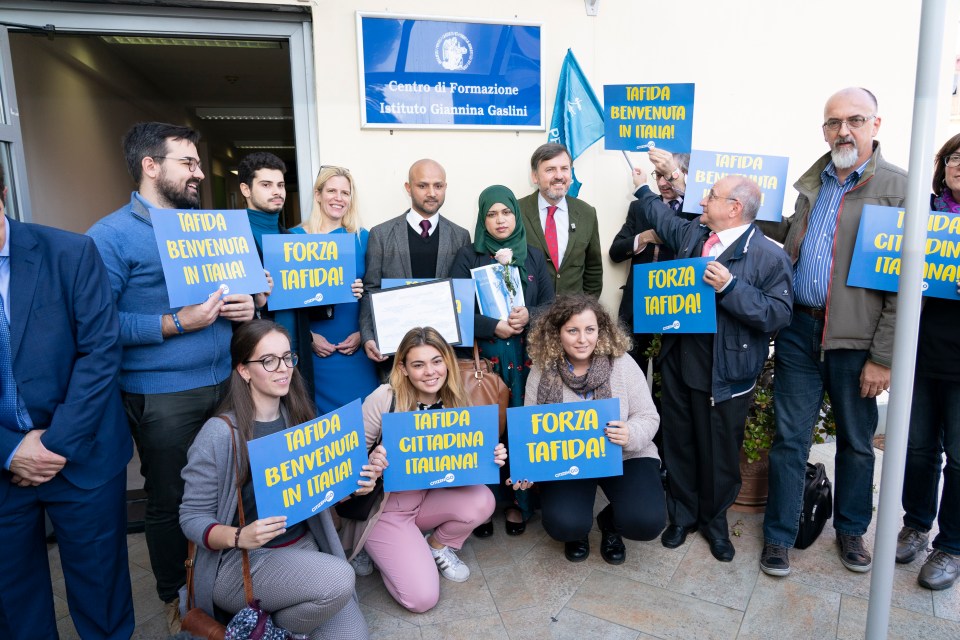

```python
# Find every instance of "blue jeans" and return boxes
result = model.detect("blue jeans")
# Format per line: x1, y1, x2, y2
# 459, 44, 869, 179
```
763, 312, 878, 547
902, 374, 960, 555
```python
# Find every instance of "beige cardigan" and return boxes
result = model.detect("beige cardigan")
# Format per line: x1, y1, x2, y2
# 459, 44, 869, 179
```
524, 354, 661, 462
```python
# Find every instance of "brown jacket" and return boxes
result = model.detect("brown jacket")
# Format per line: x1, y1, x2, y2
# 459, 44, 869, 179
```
763, 142, 906, 365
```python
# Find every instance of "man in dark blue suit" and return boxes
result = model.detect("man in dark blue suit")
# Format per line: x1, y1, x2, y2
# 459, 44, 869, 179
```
0, 167, 134, 638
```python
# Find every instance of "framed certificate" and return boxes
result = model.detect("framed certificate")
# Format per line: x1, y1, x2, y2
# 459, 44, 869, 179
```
369, 279, 461, 355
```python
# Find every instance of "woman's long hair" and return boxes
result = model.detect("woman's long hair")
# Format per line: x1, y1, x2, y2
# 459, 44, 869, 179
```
526, 294, 631, 369
389, 327, 469, 412
301, 165, 361, 234
217, 320, 316, 484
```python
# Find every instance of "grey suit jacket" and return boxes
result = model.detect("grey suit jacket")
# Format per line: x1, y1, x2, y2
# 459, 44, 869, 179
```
359, 211, 471, 344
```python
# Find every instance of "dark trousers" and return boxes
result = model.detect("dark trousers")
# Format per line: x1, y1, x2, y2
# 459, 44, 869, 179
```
538, 457, 665, 542
660, 351, 752, 540
0, 469, 133, 640
123, 380, 228, 602
902, 375, 960, 555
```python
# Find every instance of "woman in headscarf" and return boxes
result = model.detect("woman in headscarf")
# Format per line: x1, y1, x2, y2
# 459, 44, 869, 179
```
451, 184, 555, 536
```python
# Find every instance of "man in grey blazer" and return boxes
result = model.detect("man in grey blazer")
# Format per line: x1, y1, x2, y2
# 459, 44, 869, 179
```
361, 159, 471, 361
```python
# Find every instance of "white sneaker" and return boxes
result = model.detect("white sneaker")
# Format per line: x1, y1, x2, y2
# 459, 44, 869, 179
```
426, 534, 470, 582
351, 549, 374, 576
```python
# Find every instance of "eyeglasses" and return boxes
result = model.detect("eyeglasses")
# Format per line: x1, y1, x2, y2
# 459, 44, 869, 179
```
244, 352, 298, 372
319, 164, 350, 175
944, 154, 960, 168
153, 156, 201, 172
707, 189, 738, 203
822, 115, 875, 131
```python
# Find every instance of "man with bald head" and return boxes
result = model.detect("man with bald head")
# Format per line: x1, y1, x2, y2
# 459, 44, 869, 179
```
760, 88, 906, 577
360, 159, 470, 362
634, 167, 793, 562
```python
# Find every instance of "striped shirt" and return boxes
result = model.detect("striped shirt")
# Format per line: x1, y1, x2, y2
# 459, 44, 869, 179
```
793, 158, 872, 308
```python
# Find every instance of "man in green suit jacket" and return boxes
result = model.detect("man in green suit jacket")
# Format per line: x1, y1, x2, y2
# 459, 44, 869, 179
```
518, 143, 603, 296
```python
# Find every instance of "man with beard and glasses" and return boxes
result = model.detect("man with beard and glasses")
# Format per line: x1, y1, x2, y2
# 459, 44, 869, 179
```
360, 159, 470, 365
87, 122, 258, 633
758, 88, 907, 578
519, 143, 603, 296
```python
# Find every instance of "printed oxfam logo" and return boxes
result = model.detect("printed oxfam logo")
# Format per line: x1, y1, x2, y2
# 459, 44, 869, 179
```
311, 490, 336, 513
435, 32, 473, 71
304, 292, 325, 304
554, 466, 580, 479
429, 473, 456, 486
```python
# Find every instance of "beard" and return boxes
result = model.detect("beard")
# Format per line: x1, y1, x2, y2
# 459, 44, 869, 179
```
157, 171, 201, 209
831, 136, 860, 170
543, 180, 569, 201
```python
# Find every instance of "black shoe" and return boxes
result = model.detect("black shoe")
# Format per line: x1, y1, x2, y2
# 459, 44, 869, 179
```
504, 507, 526, 536
709, 537, 735, 562
598, 515, 626, 565
564, 538, 590, 562
661, 524, 697, 549
472, 520, 494, 539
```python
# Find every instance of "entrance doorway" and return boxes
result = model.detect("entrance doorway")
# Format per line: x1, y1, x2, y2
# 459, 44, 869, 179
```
1, 2, 318, 231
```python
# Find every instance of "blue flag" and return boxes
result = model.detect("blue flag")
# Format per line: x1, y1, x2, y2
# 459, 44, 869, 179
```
547, 49, 604, 197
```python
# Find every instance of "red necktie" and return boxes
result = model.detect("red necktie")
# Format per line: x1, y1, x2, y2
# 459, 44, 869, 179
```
419, 219, 430, 239
702, 233, 721, 257
545, 205, 560, 268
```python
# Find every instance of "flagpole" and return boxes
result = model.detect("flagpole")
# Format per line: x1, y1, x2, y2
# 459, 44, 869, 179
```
621, 150, 634, 171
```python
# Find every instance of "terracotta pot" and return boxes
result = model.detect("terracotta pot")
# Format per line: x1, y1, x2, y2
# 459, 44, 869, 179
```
732, 447, 769, 513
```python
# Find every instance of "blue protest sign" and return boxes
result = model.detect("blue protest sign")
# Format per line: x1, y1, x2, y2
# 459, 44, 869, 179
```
151, 208, 268, 308
382, 278, 474, 344
683, 150, 789, 222
506, 398, 622, 483
247, 399, 367, 526
262, 234, 357, 310
848, 205, 960, 299
381, 405, 500, 492
357, 14, 542, 130
632, 257, 717, 334
603, 83, 694, 153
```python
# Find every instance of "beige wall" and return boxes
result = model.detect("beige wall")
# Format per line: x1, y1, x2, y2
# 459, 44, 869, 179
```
8, 1, 959, 313
301, 0, 954, 310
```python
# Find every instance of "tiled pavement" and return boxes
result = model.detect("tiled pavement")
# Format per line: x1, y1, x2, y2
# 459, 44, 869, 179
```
48, 444, 960, 639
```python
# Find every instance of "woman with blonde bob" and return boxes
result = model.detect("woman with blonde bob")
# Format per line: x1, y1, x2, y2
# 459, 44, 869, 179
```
525, 295, 665, 565
339, 327, 506, 613
293, 166, 379, 414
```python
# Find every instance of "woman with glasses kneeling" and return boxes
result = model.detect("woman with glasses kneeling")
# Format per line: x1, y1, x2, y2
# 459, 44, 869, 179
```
339, 327, 507, 613
180, 320, 376, 639
524, 295, 665, 564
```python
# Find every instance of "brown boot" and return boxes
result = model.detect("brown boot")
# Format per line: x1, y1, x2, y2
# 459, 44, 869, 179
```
164, 597, 182, 634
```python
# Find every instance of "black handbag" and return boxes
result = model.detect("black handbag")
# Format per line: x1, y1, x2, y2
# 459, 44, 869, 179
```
334, 398, 392, 521
794, 462, 833, 549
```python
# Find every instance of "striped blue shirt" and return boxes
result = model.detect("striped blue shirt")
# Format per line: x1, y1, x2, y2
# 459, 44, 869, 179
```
793, 158, 872, 308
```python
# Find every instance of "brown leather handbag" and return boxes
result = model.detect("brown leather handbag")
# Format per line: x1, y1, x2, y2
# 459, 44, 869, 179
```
458, 342, 509, 436
182, 540, 226, 640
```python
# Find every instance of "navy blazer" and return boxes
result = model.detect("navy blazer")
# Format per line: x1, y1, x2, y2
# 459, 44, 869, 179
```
0, 218, 131, 502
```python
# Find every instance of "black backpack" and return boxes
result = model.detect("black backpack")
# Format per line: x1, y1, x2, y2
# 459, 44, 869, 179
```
794, 462, 833, 549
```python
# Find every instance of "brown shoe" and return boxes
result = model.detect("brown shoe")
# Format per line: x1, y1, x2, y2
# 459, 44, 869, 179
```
165, 597, 182, 634
837, 533, 872, 573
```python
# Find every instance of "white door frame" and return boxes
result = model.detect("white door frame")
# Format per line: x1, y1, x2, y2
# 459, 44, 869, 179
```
2, 2, 319, 218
